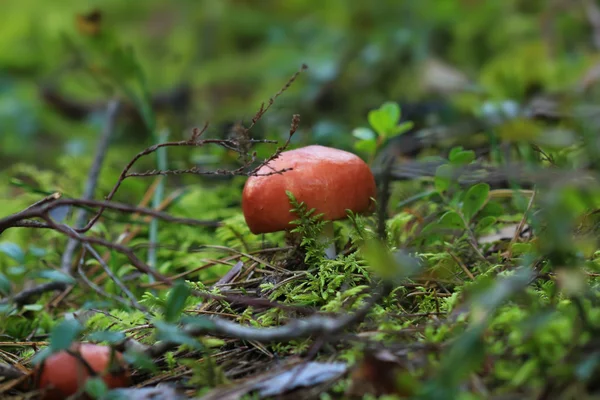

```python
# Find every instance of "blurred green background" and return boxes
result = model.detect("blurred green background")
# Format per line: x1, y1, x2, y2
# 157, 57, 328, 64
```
0, 0, 595, 161
0, 0, 597, 194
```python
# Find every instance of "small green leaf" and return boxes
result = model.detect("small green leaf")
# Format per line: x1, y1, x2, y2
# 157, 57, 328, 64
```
511, 242, 532, 257
380, 102, 401, 126
393, 120, 414, 136
31, 347, 53, 366
479, 201, 504, 217
0, 243, 25, 263
0, 272, 11, 296
123, 348, 158, 373
181, 315, 217, 330
448, 150, 475, 165
354, 139, 378, 155
28, 246, 47, 258
438, 211, 465, 230
462, 183, 490, 222
361, 238, 420, 281
7, 266, 26, 276
154, 320, 201, 349
50, 319, 83, 352
510, 359, 538, 386
352, 127, 376, 140
434, 164, 453, 193
475, 216, 496, 232
164, 280, 191, 323
438, 324, 486, 387
448, 146, 464, 159
576, 353, 600, 380
361, 238, 398, 280
85, 376, 108, 399
368, 102, 401, 136
23, 304, 43, 312
36, 270, 76, 284
87, 331, 126, 344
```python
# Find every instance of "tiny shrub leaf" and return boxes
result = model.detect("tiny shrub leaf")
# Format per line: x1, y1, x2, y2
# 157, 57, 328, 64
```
85, 376, 108, 398
0, 242, 25, 263
36, 270, 76, 284
438, 211, 465, 230
449, 149, 476, 165
434, 164, 453, 194
368, 102, 400, 136
462, 183, 490, 222
50, 319, 83, 352
164, 280, 191, 323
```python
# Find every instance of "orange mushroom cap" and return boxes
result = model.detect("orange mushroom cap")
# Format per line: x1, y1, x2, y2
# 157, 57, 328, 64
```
242, 145, 376, 234
35, 343, 131, 400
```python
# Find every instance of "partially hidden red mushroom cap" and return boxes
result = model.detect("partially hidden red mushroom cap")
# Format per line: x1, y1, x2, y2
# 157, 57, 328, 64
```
242, 145, 376, 234
35, 343, 131, 400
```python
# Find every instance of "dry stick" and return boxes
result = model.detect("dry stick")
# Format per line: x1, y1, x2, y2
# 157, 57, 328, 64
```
22, 192, 61, 212
3, 67, 305, 237
154, 246, 292, 284
93, 187, 182, 286
11, 220, 53, 230
0, 198, 219, 234
138, 282, 391, 358
61, 100, 121, 273
41, 214, 171, 284
77, 132, 282, 234
42, 214, 313, 313
88, 180, 164, 285
0, 362, 25, 381
449, 252, 475, 281
0, 281, 70, 307
1, 66, 309, 314
77, 249, 137, 310
506, 189, 537, 260
81, 243, 147, 312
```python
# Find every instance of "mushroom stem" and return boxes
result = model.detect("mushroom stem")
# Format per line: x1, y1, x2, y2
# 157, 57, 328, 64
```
320, 221, 337, 259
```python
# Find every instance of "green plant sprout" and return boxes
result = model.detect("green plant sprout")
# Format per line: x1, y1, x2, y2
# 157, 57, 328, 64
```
352, 101, 414, 162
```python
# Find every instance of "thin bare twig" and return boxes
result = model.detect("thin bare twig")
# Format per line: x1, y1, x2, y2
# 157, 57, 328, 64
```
0, 281, 70, 307
21, 192, 61, 213
78, 65, 307, 234
76, 248, 147, 312
506, 189, 537, 259
0, 198, 220, 235
61, 100, 121, 273
41, 214, 171, 284
82, 243, 147, 312
0, 363, 24, 381
138, 282, 391, 358
0, 65, 310, 316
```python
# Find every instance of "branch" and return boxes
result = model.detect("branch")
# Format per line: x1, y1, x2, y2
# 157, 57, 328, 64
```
77, 136, 284, 233
0, 281, 69, 306
0, 363, 24, 381
82, 243, 147, 312
61, 99, 121, 273
140, 282, 390, 358
41, 216, 172, 284
78, 65, 307, 234
0, 198, 221, 235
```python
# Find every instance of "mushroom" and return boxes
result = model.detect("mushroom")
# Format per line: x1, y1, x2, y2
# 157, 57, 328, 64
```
34, 343, 131, 400
242, 145, 376, 259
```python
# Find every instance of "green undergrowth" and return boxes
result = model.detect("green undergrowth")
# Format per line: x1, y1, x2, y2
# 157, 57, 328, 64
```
4, 135, 600, 399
